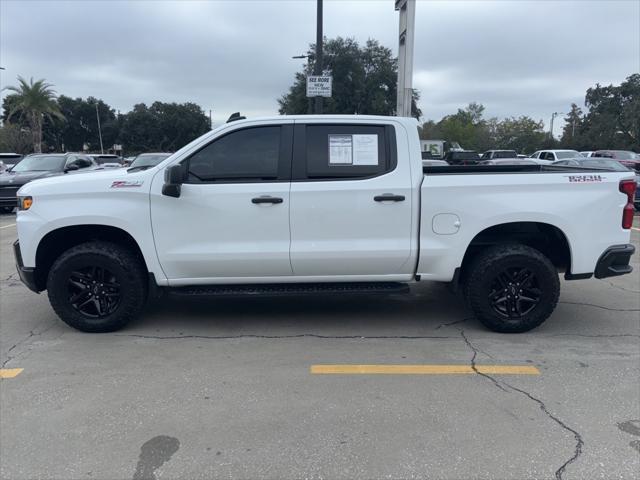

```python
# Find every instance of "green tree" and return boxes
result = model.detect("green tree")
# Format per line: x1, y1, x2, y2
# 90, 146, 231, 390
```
0, 123, 32, 154
579, 74, 639, 151
418, 103, 546, 154
118, 102, 209, 154
3, 76, 64, 153
50, 96, 117, 152
279, 37, 421, 119
560, 103, 584, 148
494, 116, 547, 154
419, 103, 493, 152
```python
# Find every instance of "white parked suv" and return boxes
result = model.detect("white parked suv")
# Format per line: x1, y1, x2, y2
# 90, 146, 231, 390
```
13, 116, 637, 333
528, 149, 582, 164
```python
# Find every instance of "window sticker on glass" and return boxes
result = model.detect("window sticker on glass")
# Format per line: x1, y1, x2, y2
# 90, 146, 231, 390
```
352, 134, 379, 165
328, 135, 353, 164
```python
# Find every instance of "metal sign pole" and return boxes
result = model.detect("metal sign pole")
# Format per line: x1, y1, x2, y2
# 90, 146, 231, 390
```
396, 0, 415, 118
314, 0, 324, 114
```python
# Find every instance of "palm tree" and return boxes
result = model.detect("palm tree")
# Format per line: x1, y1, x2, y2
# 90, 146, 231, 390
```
4, 76, 64, 153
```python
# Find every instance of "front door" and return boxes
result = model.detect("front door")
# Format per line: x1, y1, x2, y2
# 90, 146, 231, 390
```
289, 123, 414, 277
150, 123, 293, 282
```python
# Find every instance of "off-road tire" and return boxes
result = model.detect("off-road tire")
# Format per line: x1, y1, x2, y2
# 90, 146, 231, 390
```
463, 244, 560, 333
47, 241, 147, 332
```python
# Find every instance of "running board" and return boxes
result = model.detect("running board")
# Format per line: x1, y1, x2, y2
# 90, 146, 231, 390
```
170, 282, 410, 297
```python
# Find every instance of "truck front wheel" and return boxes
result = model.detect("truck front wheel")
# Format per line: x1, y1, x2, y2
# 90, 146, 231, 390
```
47, 241, 148, 332
464, 244, 560, 333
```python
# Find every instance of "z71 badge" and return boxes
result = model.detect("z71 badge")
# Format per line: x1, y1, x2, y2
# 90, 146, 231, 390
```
110, 180, 144, 188
565, 174, 604, 183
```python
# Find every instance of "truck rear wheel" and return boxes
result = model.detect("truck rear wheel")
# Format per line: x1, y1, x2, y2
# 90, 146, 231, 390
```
47, 241, 147, 332
464, 244, 560, 333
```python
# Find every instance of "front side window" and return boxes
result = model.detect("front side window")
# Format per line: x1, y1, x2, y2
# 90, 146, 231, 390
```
75, 157, 94, 169
187, 126, 281, 182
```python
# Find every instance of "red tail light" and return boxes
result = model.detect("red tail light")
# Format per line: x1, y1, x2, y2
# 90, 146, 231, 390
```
619, 179, 637, 229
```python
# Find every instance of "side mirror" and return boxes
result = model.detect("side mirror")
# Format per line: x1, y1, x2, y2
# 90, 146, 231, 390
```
162, 164, 186, 198
64, 164, 79, 172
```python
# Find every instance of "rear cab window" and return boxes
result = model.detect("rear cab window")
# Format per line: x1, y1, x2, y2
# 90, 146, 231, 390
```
292, 124, 396, 180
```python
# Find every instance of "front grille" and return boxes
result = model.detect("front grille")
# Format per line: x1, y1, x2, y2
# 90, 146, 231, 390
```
0, 186, 20, 198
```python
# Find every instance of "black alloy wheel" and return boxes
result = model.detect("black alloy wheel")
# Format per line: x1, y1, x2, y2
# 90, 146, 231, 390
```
67, 266, 121, 318
487, 267, 541, 319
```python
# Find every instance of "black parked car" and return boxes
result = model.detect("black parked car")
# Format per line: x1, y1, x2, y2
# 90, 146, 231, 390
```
445, 150, 481, 165
0, 153, 97, 213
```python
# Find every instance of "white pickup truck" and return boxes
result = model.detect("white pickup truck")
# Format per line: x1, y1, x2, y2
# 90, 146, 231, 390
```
13, 115, 637, 333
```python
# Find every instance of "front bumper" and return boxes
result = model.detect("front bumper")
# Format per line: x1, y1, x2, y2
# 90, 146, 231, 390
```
594, 244, 635, 279
13, 240, 40, 293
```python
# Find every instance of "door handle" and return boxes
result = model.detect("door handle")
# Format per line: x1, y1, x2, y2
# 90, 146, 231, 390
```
251, 196, 283, 204
374, 194, 405, 202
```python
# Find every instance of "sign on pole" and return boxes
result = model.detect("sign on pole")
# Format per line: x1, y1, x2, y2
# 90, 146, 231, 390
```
306, 75, 332, 98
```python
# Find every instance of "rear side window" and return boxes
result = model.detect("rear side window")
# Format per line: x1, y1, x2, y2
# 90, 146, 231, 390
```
186, 126, 283, 182
293, 124, 394, 180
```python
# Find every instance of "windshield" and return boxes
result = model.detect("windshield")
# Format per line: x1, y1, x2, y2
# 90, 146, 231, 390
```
556, 151, 580, 159
494, 151, 517, 158
130, 154, 171, 168
11, 155, 66, 172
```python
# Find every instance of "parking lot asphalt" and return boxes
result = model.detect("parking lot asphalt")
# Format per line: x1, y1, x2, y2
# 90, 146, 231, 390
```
1, 213, 639, 480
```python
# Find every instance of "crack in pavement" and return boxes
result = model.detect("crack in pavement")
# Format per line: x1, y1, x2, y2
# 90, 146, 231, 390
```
559, 301, 640, 312
546, 333, 640, 338
459, 329, 583, 480
1, 272, 18, 283
115, 333, 459, 340
1, 321, 58, 368
598, 279, 640, 294
436, 317, 471, 329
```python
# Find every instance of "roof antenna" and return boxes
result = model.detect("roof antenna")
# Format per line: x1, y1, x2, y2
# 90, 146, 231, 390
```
226, 112, 246, 123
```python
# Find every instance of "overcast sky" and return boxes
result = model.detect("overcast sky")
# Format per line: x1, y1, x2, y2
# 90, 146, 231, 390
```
1, 0, 639, 136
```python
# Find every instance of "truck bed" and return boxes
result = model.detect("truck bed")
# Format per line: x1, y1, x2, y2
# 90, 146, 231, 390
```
423, 164, 618, 175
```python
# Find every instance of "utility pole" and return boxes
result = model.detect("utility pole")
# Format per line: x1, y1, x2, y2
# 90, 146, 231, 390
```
95, 103, 104, 154
549, 112, 563, 140
395, 0, 416, 118
314, 0, 323, 114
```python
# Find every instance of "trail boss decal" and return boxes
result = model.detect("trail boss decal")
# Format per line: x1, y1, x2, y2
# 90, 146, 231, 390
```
111, 180, 144, 188
565, 174, 605, 183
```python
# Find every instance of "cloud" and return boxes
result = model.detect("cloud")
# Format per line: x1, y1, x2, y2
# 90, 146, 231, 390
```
1, 0, 638, 135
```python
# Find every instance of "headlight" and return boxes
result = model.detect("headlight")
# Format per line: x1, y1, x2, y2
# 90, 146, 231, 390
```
18, 196, 33, 211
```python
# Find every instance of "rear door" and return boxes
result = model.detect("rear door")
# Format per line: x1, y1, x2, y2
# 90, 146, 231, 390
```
150, 123, 294, 281
289, 122, 414, 277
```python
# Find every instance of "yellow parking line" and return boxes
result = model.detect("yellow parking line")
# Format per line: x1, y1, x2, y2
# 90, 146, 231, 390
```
310, 364, 540, 375
0, 223, 16, 229
0, 368, 23, 379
